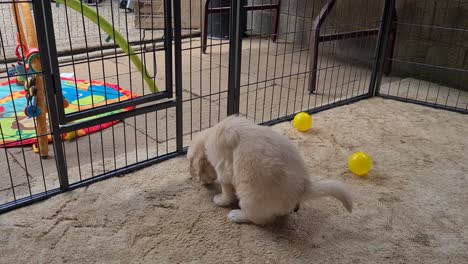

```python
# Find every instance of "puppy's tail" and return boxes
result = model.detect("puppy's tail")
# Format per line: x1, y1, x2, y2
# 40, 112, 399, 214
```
308, 180, 353, 212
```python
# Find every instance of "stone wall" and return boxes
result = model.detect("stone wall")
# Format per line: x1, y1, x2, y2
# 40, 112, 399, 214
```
268, 0, 468, 90
246, 0, 276, 36
391, 1, 468, 89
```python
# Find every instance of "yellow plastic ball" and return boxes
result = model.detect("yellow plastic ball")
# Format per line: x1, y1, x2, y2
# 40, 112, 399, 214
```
348, 152, 373, 176
293, 112, 313, 132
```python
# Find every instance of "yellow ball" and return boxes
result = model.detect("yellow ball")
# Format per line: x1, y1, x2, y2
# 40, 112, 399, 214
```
293, 112, 313, 132
348, 152, 373, 176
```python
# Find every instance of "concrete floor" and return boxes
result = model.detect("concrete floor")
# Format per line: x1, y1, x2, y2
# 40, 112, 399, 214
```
1, 37, 467, 208
0, 98, 467, 263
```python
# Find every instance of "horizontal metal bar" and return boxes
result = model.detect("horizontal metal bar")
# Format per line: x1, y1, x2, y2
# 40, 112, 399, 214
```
260, 94, 372, 126
208, 4, 279, 14
239, 57, 375, 87
0, 189, 62, 215
62, 91, 172, 123
377, 94, 468, 115
182, 41, 229, 51
319, 29, 379, 42
61, 43, 166, 67
394, 21, 468, 33
0, 151, 181, 215
0, 32, 200, 66
386, 58, 468, 73
244, 4, 279, 11
60, 100, 176, 133
1, 0, 31, 3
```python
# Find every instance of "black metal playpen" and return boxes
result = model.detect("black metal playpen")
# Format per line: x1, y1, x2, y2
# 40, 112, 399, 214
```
0, 0, 467, 213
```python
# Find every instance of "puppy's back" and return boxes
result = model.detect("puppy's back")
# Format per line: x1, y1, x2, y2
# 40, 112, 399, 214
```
219, 117, 310, 190
216, 117, 304, 167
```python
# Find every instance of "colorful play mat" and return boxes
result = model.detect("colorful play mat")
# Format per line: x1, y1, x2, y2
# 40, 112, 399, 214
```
0, 77, 134, 147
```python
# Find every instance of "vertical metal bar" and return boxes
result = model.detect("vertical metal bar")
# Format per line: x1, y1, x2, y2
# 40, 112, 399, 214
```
32, 0, 69, 189
227, 0, 243, 116
252, 0, 265, 122
244, 2, 256, 118
188, 0, 193, 140
369, 0, 396, 96
208, 3, 213, 127
37, 3, 66, 123
383, 11, 397, 75
164, 0, 174, 97
173, 0, 184, 154
277, 0, 293, 119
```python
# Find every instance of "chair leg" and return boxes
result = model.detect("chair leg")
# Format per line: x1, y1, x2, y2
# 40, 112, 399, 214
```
308, 29, 320, 93
271, 2, 280, 42
202, 0, 210, 53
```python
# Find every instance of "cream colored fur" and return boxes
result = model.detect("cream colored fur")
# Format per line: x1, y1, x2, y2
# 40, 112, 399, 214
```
187, 129, 217, 185
187, 116, 353, 225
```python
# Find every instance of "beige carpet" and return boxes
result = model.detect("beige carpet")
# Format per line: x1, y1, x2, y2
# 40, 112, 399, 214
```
1, 98, 467, 264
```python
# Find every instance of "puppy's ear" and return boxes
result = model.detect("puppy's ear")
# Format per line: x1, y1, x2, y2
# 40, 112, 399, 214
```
199, 154, 217, 185
188, 130, 217, 185
189, 158, 200, 181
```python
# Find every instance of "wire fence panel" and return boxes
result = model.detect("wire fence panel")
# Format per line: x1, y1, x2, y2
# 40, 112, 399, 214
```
0, 0, 61, 209
236, 0, 384, 124
179, 0, 386, 143
378, 0, 468, 113
180, 0, 230, 147
1, 1, 164, 60
0, 0, 184, 213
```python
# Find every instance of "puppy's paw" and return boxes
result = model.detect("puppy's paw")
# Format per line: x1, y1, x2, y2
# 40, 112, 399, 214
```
213, 194, 233, 207
227, 209, 249, 223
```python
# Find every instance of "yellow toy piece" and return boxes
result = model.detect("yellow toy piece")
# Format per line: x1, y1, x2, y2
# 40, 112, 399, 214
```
32, 143, 39, 154
348, 152, 373, 176
62, 131, 77, 141
293, 112, 313, 132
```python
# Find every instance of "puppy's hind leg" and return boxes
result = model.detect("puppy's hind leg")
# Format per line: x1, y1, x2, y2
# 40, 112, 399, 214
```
227, 208, 276, 225
213, 183, 236, 207
227, 209, 250, 223
227, 198, 277, 225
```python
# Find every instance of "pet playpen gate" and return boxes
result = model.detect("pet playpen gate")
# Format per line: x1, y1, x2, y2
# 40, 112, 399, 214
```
0, 0, 466, 214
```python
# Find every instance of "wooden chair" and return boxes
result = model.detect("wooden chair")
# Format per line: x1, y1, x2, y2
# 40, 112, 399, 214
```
307, 0, 397, 92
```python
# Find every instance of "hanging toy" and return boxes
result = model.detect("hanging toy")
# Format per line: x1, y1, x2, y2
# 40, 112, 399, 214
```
11, 61, 35, 86
10, 33, 40, 86
24, 76, 41, 118
25, 48, 40, 73
14, 42, 28, 60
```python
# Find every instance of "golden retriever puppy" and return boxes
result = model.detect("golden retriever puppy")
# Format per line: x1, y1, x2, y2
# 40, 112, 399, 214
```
188, 116, 352, 225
